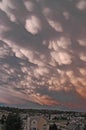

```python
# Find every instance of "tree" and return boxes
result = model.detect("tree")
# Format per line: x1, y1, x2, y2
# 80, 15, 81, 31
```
0, 114, 6, 124
5, 113, 23, 130
49, 123, 58, 130
84, 124, 86, 130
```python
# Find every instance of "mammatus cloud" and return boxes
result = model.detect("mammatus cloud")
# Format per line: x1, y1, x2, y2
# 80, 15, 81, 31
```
76, 0, 86, 11
0, 0, 86, 111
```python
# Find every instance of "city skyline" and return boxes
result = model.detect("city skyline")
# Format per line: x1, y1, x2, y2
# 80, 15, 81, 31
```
0, 0, 86, 112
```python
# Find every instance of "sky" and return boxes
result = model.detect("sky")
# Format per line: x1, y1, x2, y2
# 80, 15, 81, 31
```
0, 0, 86, 112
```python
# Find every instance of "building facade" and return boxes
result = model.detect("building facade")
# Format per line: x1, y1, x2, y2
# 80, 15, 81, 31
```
24, 116, 49, 130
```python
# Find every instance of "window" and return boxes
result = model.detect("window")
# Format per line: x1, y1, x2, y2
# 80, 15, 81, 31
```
43, 124, 47, 130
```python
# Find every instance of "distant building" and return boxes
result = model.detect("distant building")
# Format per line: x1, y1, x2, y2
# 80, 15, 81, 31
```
67, 122, 85, 130
24, 116, 49, 130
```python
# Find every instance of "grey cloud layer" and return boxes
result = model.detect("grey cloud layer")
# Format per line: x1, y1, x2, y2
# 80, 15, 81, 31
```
0, 0, 86, 111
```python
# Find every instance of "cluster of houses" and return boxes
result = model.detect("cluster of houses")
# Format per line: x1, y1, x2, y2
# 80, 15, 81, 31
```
20, 113, 86, 130
0, 109, 86, 130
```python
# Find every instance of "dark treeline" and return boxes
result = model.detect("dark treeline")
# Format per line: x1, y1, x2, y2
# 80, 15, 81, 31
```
0, 106, 83, 115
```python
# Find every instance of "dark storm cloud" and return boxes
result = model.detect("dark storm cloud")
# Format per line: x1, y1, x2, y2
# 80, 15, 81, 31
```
0, 0, 86, 111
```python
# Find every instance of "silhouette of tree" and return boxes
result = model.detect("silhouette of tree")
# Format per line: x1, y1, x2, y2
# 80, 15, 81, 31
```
5, 113, 23, 130
0, 115, 6, 124
49, 123, 58, 130
84, 124, 86, 130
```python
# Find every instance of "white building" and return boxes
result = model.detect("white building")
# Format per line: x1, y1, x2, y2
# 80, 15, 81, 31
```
24, 116, 49, 130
